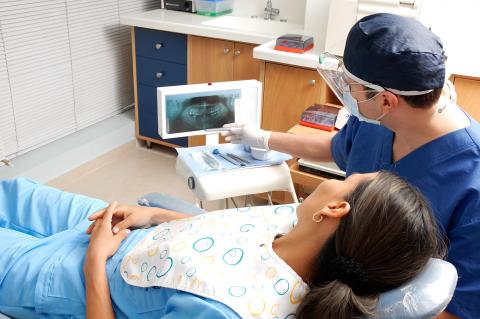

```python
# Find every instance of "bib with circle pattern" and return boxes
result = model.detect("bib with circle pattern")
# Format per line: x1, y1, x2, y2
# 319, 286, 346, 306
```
120, 204, 309, 319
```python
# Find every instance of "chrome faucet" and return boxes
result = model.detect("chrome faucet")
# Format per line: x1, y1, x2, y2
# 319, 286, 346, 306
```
264, 0, 280, 20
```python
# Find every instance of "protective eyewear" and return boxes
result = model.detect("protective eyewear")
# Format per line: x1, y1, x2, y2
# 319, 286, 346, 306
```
317, 52, 384, 105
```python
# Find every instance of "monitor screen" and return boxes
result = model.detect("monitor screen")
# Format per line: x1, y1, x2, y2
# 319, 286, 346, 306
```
157, 80, 262, 139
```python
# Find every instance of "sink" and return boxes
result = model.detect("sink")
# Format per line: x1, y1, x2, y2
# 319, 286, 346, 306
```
202, 16, 302, 36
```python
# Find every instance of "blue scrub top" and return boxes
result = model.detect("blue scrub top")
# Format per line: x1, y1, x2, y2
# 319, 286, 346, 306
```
332, 115, 480, 319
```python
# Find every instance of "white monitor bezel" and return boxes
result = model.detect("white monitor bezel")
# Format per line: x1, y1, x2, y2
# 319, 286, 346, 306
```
157, 80, 262, 139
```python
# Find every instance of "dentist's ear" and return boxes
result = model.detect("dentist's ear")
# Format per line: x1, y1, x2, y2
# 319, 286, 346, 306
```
318, 201, 351, 220
381, 91, 398, 112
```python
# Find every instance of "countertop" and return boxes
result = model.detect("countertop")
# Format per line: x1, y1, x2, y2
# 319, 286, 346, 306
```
120, 9, 303, 45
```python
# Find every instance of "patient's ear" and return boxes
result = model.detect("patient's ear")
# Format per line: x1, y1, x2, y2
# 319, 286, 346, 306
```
319, 201, 350, 219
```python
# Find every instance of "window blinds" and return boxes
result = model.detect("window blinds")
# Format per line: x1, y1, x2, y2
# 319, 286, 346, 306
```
0, 22, 17, 158
0, 0, 161, 160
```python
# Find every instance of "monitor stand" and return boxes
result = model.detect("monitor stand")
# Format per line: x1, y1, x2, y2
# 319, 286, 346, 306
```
205, 133, 220, 146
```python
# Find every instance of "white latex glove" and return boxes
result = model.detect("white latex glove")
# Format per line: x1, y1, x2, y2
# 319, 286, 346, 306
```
221, 123, 271, 150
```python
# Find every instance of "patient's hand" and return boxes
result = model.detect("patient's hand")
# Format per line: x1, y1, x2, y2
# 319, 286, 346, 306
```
86, 204, 190, 235
86, 202, 131, 261
86, 204, 155, 235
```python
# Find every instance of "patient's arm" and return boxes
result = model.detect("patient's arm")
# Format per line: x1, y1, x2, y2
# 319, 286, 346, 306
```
84, 257, 114, 319
86, 204, 191, 235
85, 202, 132, 319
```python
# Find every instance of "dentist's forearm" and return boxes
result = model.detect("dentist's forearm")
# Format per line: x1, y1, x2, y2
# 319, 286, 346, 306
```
84, 256, 115, 319
268, 131, 336, 162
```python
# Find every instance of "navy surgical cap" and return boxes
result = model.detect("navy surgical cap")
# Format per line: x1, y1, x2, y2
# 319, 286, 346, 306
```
343, 13, 446, 94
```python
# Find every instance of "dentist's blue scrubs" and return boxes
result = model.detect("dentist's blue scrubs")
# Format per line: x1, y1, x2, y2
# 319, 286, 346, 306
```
332, 115, 480, 319
0, 178, 240, 319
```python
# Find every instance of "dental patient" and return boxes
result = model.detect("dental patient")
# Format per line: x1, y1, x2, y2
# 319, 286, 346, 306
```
0, 172, 443, 319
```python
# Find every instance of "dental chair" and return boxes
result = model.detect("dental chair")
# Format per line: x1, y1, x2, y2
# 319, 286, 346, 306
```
0, 194, 457, 319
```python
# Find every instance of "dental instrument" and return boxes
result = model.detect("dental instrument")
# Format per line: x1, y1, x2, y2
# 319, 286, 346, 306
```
212, 149, 245, 166
226, 152, 251, 164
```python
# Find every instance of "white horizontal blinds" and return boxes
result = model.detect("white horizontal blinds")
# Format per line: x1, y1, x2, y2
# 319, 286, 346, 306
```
72, 44, 133, 128
66, 0, 122, 59
357, 0, 419, 20
0, 0, 76, 151
0, 0, 160, 157
66, 0, 133, 128
0, 22, 18, 158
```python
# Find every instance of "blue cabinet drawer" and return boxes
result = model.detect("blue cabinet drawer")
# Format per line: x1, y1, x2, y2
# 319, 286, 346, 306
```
135, 27, 187, 65
137, 84, 188, 147
136, 56, 187, 87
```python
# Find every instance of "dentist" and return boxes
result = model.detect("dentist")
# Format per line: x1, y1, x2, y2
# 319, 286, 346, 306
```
223, 13, 480, 319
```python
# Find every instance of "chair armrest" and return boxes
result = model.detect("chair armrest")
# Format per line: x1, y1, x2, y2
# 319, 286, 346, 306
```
138, 193, 206, 216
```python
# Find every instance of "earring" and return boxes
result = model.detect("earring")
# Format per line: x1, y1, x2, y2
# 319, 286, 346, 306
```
312, 211, 324, 223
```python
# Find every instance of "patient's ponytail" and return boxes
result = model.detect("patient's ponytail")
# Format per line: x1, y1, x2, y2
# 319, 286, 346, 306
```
297, 280, 378, 319
297, 172, 444, 319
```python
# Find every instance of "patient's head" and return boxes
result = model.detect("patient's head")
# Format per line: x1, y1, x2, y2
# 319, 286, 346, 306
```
296, 171, 443, 319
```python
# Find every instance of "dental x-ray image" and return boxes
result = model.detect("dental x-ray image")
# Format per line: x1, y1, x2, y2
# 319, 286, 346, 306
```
166, 89, 240, 134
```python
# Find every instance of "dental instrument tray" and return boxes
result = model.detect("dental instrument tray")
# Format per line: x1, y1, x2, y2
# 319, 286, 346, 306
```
299, 103, 340, 131
176, 143, 292, 178
275, 34, 314, 54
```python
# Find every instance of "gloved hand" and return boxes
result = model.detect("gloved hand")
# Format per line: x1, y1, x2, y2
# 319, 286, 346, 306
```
221, 123, 271, 150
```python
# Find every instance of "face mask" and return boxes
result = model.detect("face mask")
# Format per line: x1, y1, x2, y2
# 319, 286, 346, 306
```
342, 91, 386, 125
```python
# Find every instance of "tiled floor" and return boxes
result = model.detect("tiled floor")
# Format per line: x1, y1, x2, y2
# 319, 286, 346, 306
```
47, 141, 246, 211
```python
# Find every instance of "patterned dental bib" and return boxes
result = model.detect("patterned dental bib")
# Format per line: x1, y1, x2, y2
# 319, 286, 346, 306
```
120, 204, 309, 319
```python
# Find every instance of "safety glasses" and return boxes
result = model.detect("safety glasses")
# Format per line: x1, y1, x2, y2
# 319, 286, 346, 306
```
317, 52, 384, 105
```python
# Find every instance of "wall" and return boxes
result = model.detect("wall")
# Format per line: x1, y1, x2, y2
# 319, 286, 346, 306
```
304, 0, 332, 49
419, 0, 480, 78
233, 0, 307, 25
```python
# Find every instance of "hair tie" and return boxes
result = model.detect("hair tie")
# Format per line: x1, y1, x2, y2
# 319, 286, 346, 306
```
328, 256, 371, 294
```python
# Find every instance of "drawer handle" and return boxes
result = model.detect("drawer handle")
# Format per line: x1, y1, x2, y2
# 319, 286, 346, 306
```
155, 43, 164, 50
156, 72, 164, 79
234, 50, 241, 56
309, 79, 316, 86
223, 48, 230, 54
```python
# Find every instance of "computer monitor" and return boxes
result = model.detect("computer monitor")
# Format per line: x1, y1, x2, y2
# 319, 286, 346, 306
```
157, 80, 262, 139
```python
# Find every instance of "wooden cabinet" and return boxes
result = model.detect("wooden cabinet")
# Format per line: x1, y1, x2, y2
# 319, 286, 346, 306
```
451, 74, 480, 122
188, 36, 233, 84
188, 35, 263, 84
188, 35, 265, 146
262, 62, 339, 132
233, 42, 263, 81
